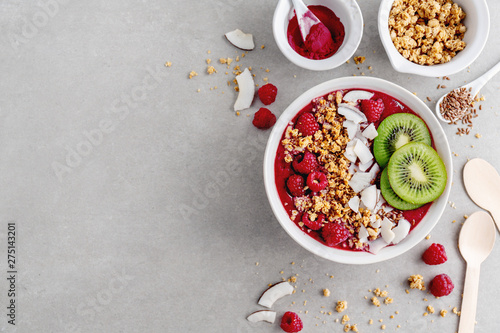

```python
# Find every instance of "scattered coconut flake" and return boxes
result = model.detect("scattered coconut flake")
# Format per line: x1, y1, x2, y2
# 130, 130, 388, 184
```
343, 90, 374, 103
234, 68, 255, 111
257, 281, 294, 308
225, 29, 255, 51
247, 310, 277, 323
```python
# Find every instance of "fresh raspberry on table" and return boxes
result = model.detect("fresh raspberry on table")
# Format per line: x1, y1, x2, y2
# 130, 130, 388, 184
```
292, 151, 318, 174
295, 112, 319, 136
302, 213, 325, 230
280, 311, 303, 333
307, 171, 328, 192
321, 222, 350, 247
429, 274, 454, 297
360, 98, 385, 123
422, 243, 448, 265
258, 83, 278, 105
287, 174, 306, 197
252, 108, 276, 129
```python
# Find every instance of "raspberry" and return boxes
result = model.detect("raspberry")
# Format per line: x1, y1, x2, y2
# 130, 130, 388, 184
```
287, 174, 305, 197
429, 274, 454, 297
321, 222, 350, 247
292, 151, 318, 174
280, 311, 303, 333
422, 243, 447, 265
302, 213, 325, 230
295, 113, 319, 136
258, 83, 278, 105
307, 171, 328, 192
252, 108, 276, 129
360, 98, 385, 123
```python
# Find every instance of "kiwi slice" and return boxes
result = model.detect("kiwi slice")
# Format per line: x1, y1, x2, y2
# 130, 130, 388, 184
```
387, 142, 447, 205
380, 168, 423, 211
373, 113, 432, 168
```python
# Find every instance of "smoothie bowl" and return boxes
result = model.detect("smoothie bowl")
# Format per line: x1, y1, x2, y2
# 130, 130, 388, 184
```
263, 77, 452, 264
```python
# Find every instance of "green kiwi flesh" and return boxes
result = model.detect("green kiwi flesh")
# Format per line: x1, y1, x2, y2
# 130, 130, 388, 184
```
387, 142, 447, 205
380, 168, 423, 211
373, 113, 432, 168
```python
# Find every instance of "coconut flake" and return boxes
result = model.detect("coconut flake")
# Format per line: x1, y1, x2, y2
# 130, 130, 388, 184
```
392, 219, 411, 244
362, 123, 378, 140
257, 282, 294, 308
358, 224, 369, 244
343, 90, 375, 103
368, 238, 389, 254
358, 159, 374, 172
234, 68, 255, 111
381, 217, 395, 244
353, 140, 374, 165
337, 106, 367, 124
225, 29, 255, 51
343, 120, 359, 140
344, 146, 358, 163
348, 196, 360, 213
348, 171, 372, 193
247, 310, 277, 323
361, 185, 377, 211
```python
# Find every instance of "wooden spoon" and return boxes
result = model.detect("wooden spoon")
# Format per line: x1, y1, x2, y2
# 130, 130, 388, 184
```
463, 158, 500, 232
458, 211, 496, 333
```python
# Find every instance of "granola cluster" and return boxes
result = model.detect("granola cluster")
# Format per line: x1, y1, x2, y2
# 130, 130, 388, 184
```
389, 0, 467, 65
281, 92, 384, 250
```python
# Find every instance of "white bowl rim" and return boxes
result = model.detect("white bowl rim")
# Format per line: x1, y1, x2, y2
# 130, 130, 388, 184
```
378, 0, 490, 77
272, 0, 364, 71
263, 76, 453, 264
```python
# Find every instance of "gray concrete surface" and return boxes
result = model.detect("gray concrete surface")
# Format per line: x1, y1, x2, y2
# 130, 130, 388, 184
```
0, 0, 499, 332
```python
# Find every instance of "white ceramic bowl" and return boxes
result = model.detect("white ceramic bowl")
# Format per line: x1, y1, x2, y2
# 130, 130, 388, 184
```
273, 0, 363, 71
378, 0, 490, 77
263, 77, 453, 264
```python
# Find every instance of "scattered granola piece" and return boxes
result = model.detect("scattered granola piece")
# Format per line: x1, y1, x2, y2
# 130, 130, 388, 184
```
371, 297, 381, 307
427, 305, 435, 314
440, 309, 447, 317
408, 275, 426, 290
188, 71, 198, 79
354, 56, 366, 64
164, 61, 172, 67
342, 314, 350, 324
384, 297, 394, 305
475, 133, 482, 138
336, 300, 347, 312
323, 289, 331, 297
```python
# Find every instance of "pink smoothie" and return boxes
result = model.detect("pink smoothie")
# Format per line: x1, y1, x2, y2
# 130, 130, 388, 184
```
287, 5, 345, 60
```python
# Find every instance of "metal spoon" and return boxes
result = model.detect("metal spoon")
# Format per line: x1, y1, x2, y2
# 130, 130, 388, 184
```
290, 0, 323, 42
435, 60, 500, 123
458, 211, 496, 333
463, 158, 500, 232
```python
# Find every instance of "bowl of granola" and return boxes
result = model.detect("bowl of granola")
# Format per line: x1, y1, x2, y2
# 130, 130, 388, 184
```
263, 77, 452, 264
378, 0, 490, 77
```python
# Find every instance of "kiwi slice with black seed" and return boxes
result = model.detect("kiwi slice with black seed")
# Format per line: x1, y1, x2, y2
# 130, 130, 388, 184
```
373, 113, 432, 168
380, 168, 423, 211
387, 142, 447, 205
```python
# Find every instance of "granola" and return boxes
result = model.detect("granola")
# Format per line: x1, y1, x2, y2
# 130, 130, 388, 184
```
389, 0, 467, 65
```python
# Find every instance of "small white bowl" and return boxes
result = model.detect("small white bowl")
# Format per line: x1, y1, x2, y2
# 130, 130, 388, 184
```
272, 0, 363, 71
263, 77, 453, 264
378, 0, 490, 77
